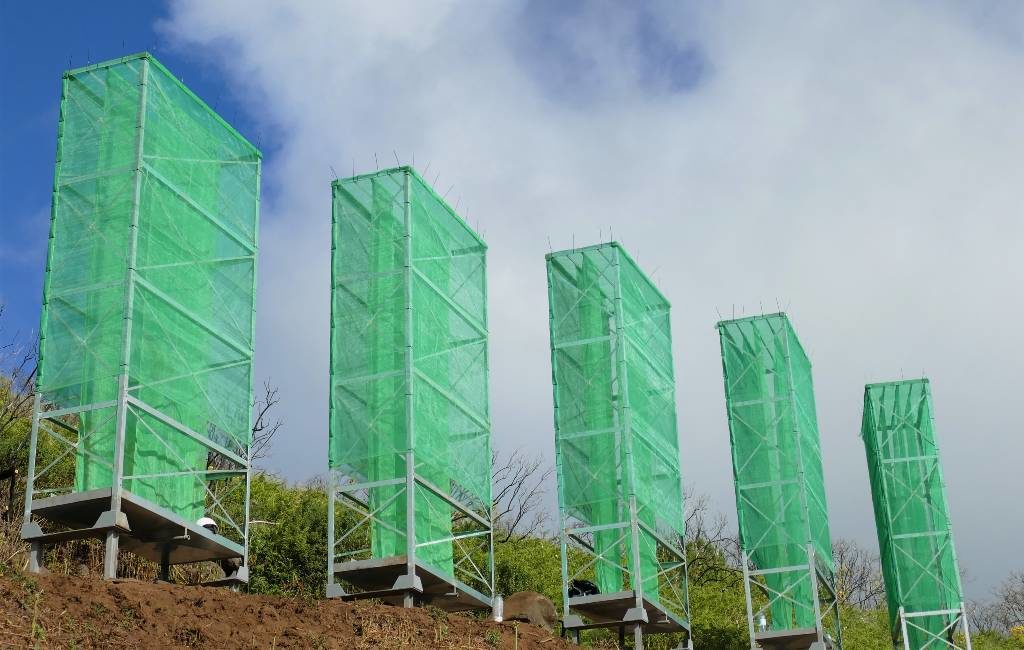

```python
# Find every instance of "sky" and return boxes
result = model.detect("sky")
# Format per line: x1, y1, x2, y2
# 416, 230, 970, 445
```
1, 1, 1022, 601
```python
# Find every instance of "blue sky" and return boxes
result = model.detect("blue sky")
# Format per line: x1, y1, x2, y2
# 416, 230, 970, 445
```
2, 1, 1024, 601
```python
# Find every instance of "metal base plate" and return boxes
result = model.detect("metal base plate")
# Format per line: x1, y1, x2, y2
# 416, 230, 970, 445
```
27, 488, 244, 566
565, 591, 689, 634
754, 627, 823, 650
332, 555, 491, 611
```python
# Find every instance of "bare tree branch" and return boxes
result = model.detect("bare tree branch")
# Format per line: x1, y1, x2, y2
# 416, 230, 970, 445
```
832, 538, 886, 609
490, 447, 553, 543
250, 380, 282, 463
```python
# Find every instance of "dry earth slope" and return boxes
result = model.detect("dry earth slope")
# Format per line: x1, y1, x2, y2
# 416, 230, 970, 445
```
0, 570, 575, 649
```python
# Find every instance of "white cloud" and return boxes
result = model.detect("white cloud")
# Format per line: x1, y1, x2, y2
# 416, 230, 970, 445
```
161, 0, 1024, 598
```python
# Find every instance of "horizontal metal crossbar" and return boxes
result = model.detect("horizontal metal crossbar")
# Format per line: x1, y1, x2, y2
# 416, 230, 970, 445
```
127, 396, 248, 466
335, 477, 406, 493
904, 607, 964, 618
748, 562, 811, 576
39, 400, 119, 421
414, 474, 489, 529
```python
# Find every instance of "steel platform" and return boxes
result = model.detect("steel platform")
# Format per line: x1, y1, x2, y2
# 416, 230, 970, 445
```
331, 555, 491, 612
564, 591, 689, 634
754, 627, 826, 650
23, 488, 244, 566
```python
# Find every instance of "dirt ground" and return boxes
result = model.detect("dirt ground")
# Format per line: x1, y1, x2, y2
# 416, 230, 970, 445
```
0, 570, 576, 649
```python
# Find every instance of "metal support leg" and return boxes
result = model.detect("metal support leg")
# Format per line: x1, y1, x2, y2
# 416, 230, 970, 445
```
808, 544, 824, 642
742, 551, 757, 650
403, 450, 416, 609
103, 530, 119, 579
619, 625, 625, 648
28, 542, 43, 573
633, 623, 644, 649
899, 607, 910, 650
960, 603, 973, 650
159, 544, 171, 582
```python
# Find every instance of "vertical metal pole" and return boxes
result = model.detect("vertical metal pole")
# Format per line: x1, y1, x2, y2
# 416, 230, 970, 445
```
402, 169, 416, 608
742, 550, 757, 650
478, 190, 495, 609
611, 247, 640, 616
159, 544, 170, 582
22, 394, 42, 522
106, 55, 150, 581
548, 257, 572, 624
559, 518, 571, 621
242, 451, 252, 569
327, 179, 338, 597
326, 471, 336, 593
808, 543, 824, 642
782, 321, 821, 636
488, 507, 496, 612
629, 496, 643, 612
959, 603, 972, 650
899, 607, 910, 650
404, 451, 416, 608
244, 152, 261, 579
105, 374, 129, 579
633, 623, 643, 650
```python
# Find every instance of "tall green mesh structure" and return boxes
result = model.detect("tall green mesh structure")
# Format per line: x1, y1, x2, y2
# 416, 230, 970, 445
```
23, 53, 260, 579
862, 379, 971, 650
717, 314, 841, 648
547, 243, 691, 646
327, 167, 494, 611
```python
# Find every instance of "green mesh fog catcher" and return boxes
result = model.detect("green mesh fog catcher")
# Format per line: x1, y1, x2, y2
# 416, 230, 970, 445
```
717, 313, 842, 648
547, 242, 691, 644
327, 166, 494, 611
862, 379, 970, 650
24, 53, 260, 578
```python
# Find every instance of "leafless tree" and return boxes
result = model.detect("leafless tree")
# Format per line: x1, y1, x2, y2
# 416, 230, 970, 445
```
207, 379, 281, 471
994, 570, 1024, 631
0, 305, 37, 453
250, 380, 282, 463
832, 538, 886, 609
683, 489, 742, 587
0, 305, 37, 521
491, 447, 553, 543
967, 598, 1005, 634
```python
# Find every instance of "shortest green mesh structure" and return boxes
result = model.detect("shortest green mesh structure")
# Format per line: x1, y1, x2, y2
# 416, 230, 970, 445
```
327, 166, 493, 606
862, 379, 968, 649
547, 242, 691, 634
717, 314, 840, 642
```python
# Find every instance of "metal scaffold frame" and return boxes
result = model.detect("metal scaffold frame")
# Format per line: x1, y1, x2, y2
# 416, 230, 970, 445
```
327, 167, 495, 613
21, 53, 260, 585
718, 313, 842, 650
862, 379, 971, 650
547, 243, 692, 650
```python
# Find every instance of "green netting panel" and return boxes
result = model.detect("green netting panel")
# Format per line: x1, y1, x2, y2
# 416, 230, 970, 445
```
717, 314, 834, 631
862, 380, 964, 648
330, 167, 490, 581
547, 243, 684, 601
37, 53, 260, 521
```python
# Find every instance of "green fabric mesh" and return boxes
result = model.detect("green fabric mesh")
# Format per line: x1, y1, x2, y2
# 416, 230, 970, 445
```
862, 379, 964, 648
330, 167, 490, 582
717, 314, 834, 631
547, 243, 684, 602
37, 54, 260, 522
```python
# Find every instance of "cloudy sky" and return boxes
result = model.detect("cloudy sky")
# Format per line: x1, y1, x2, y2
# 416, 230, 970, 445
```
2, 1, 1022, 600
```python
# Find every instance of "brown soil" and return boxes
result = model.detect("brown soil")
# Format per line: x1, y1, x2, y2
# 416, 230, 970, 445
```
0, 570, 576, 649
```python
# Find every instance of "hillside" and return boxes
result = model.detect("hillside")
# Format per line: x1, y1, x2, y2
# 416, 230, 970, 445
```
0, 570, 574, 649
